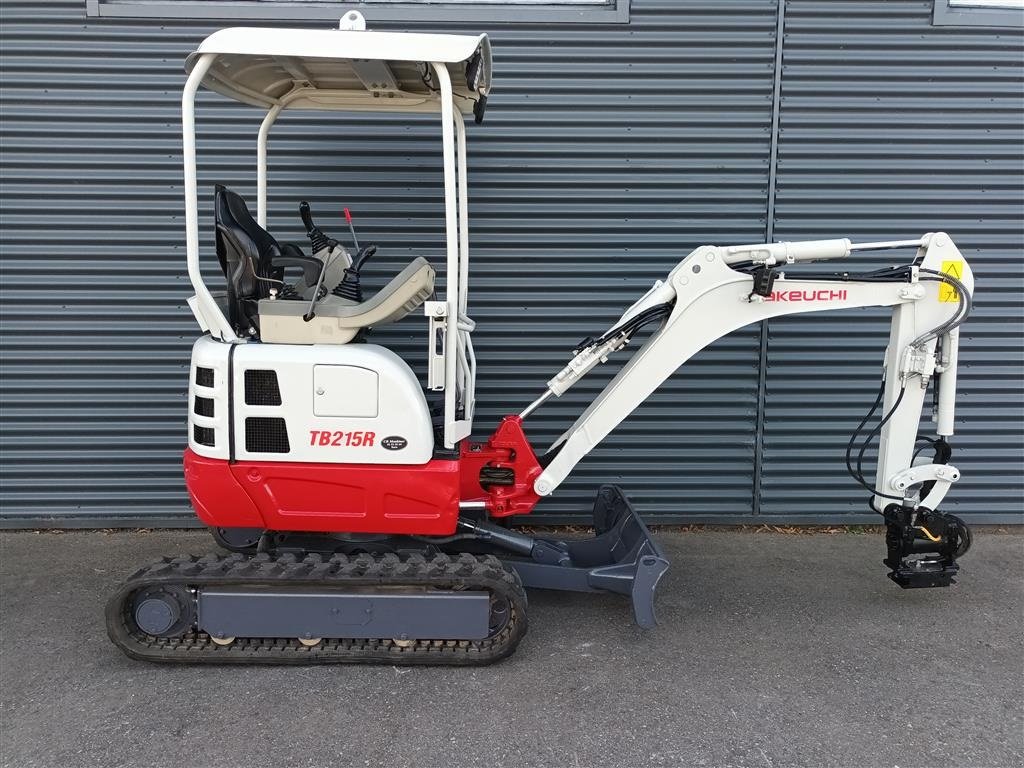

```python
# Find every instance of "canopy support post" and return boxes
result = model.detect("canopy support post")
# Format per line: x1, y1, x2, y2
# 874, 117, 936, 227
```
183, 52, 237, 341
433, 62, 469, 447
454, 111, 470, 316
454, 110, 475, 422
257, 103, 283, 228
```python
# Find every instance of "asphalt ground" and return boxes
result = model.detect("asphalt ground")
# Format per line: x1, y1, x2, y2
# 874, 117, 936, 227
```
1, 529, 1021, 768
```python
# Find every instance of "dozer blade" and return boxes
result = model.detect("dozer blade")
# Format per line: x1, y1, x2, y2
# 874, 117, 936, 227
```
505, 484, 669, 629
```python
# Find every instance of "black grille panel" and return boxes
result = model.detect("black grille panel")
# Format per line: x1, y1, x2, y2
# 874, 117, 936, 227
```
193, 396, 214, 418
244, 369, 282, 406
193, 425, 215, 447
195, 367, 215, 388
245, 417, 290, 453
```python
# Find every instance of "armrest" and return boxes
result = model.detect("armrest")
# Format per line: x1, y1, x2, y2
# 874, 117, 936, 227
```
331, 258, 436, 327
274, 245, 322, 286
258, 258, 435, 329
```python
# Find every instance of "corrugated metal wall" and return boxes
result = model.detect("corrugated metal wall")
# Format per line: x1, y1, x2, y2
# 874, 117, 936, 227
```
761, 0, 1024, 521
0, 1, 1020, 527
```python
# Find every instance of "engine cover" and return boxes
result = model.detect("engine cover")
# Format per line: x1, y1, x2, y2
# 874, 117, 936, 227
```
187, 336, 434, 465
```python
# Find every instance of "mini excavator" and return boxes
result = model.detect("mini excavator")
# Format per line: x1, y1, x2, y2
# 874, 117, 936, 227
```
106, 12, 975, 665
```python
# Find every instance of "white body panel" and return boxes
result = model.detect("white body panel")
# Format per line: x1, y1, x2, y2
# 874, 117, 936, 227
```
188, 337, 232, 460
187, 336, 434, 465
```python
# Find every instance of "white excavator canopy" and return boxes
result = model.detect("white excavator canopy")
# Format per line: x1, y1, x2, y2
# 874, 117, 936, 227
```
184, 24, 491, 113
181, 13, 487, 447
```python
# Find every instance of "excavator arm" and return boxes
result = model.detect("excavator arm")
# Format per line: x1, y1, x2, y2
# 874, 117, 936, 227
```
523, 232, 975, 588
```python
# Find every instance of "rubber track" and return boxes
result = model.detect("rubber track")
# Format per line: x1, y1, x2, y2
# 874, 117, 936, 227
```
106, 551, 527, 666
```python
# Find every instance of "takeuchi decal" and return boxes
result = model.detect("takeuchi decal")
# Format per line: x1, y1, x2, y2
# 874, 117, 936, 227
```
765, 288, 848, 302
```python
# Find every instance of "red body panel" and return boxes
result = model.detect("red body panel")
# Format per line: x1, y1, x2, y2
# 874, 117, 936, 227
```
184, 448, 461, 535
184, 449, 264, 527
183, 416, 544, 535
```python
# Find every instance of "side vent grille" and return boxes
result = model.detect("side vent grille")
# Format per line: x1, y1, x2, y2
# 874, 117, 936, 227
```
245, 417, 290, 453
193, 396, 215, 418
245, 369, 282, 406
195, 367, 215, 388
193, 425, 216, 447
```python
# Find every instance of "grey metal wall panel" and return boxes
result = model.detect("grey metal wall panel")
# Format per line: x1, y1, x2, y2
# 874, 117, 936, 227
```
2, 1, 1019, 527
0, 1, 778, 525
761, 0, 1024, 521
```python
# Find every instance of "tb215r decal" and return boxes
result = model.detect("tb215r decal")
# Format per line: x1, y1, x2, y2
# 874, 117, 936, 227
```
309, 430, 376, 447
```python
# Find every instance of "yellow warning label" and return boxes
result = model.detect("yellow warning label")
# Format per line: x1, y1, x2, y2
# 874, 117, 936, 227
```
939, 260, 963, 303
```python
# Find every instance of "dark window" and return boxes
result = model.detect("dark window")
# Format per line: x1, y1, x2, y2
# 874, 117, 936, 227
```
193, 396, 215, 418
193, 425, 216, 447
245, 417, 291, 453
244, 370, 282, 406
195, 367, 215, 388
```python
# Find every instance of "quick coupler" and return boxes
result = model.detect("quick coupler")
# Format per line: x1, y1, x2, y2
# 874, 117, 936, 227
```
882, 503, 973, 589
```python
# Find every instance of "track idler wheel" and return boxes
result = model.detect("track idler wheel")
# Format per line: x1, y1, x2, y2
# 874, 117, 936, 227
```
131, 585, 195, 638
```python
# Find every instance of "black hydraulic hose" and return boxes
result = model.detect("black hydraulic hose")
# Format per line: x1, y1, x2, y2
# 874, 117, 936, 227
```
409, 533, 478, 545
761, 265, 970, 347
732, 259, 970, 510
915, 268, 972, 344
856, 385, 906, 482
576, 302, 673, 353
912, 436, 939, 464
852, 385, 909, 502
845, 379, 885, 482
754, 265, 915, 282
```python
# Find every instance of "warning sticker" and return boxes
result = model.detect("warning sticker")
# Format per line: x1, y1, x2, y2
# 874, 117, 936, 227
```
939, 260, 963, 303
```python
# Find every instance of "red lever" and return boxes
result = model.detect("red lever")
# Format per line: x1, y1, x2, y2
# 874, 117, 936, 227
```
343, 207, 360, 250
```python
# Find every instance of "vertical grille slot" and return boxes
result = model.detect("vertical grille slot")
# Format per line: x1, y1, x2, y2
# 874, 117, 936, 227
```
193, 425, 216, 447
244, 369, 282, 406
245, 417, 290, 453
193, 396, 215, 418
195, 367, 215, 388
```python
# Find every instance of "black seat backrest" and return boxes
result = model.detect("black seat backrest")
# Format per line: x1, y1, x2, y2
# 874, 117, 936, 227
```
214, 184, 283, 335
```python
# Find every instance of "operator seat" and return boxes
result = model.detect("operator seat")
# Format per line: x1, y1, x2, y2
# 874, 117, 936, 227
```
213, 185, 435, 345
213, 185, 322, 337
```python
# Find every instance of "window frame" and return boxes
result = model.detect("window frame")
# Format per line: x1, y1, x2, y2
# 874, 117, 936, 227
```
84, 0, 630, 24
932, 0, 1023, 27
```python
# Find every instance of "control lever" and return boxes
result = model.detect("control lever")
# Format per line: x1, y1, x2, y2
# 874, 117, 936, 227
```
344, 207, 360, 251
333, 245, 377, 303
299, 201, 338, 255
332, 208, 376, 303
298, 201, 343, 322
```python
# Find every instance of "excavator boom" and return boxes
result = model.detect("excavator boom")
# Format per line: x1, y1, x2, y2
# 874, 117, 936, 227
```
521, 232, 974, 588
